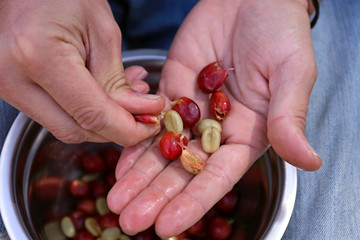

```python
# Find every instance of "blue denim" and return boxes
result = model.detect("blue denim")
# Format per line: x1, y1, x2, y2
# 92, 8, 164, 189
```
283, 0, 360, 239
1, 0, 359, 239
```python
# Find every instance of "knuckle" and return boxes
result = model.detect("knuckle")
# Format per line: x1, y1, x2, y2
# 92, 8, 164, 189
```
9, 30, 40, 68
54, 129, 84, 144
46, 122, 85, 144
100, 20, 122, 45
72, 104, 107, 132
102, 70, 128, 94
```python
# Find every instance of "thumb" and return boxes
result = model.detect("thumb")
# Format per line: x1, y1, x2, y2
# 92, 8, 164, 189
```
87, 21, 165, 115
267, 57, 322, 171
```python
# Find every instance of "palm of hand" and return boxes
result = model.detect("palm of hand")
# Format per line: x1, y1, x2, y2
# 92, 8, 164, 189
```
107, 0, 320, 237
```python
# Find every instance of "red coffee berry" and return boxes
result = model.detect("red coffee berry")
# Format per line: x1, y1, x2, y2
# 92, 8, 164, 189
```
81, 153, 106, 173
187, 217, 206, 236
210, 90, 231, 121
176, 231, 190, 239
208, 216, 232, 240
171, 96, 201, 128
31, 176, 69, 201
216, 190, 238, 212
159, 132, 188, 160
70, 179, 90, 198
99, 212, 119, 229
133, 114, 160, 124
91, 181, 108, 198
74, 231, 95, 240
197, 61, 229, 94
69, 210, 87, 230
101, 147, 121, 170
76, 198, 96, 215
134, 228, 157, 240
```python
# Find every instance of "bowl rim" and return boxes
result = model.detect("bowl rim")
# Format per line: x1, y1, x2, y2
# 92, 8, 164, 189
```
0, 49, 297, 240
0, 112, 31, 240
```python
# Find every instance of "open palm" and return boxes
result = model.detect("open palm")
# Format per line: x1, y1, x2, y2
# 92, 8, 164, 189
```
107, 0, 321, 237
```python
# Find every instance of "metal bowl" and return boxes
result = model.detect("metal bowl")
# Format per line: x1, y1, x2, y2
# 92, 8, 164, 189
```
0, 49, 297, 240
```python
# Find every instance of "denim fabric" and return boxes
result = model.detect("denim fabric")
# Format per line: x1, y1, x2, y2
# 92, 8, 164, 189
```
0, 100, 18, 154
283, 0, 360, 239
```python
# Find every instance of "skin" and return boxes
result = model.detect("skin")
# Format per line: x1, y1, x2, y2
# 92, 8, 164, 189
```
0, 0, 165, 146
107, 0, 322, 237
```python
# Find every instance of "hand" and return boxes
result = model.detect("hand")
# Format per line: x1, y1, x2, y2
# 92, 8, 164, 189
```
107, 0, 322, 237
0, 0, 165, 146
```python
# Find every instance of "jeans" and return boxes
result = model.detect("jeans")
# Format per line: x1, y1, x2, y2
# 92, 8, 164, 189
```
283, 0, 360, 239
1, 0, 359, 239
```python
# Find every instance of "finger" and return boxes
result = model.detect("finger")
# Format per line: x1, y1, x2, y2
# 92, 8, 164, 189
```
1, 79, 107, 143
86, 19, 165, 115
107, 129, 192, 215
124, 65, 150, 93
31, 51, 161, 146
267, 52, 322, 171
107, 133, 169, 214
115, 136, 154, 180
118, 140, 208, 235
154, 143, 257, 237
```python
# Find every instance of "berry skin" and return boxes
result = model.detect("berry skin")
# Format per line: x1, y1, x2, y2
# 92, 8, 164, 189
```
208, 216, 232, 240
197, 61, 229, 94
159, 132, 188, 160
216, 190, 238, 212
81, 153, 106, 173
133, 114, 160, 124
171, 96, 201, 128
70, 179, 90, 198
210, 90, 231, 121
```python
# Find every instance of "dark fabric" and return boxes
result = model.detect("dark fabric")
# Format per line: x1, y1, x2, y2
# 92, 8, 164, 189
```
108, 0, 198, 50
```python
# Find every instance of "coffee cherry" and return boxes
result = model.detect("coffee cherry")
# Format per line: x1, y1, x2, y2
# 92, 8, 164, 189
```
208, 216, 232, 240
187, 217, 206, 236
160, 132, 188, 160
210, 91, 231, 121
197, 61, 229, 94
69, 210, 86, 231
76, 198, 96, 215
216, 190, 238, 212
74, 231, 95, 240
70, 179, 90, 198
171, 96, 201, 128
81, 154, 106, 173
133, 114, 160, 124
99, 212, 119, 229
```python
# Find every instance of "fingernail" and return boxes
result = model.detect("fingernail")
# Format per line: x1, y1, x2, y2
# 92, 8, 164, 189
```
135, 70, 148, 81
136, 92, 161, 100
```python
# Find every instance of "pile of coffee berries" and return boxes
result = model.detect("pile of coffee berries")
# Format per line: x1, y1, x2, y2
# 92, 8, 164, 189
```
33, 142, 267, 240
134, 61, 231, 175
36, 147, 125, 240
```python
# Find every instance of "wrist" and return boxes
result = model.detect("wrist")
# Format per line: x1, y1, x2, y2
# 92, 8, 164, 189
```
295, 0, 320, 27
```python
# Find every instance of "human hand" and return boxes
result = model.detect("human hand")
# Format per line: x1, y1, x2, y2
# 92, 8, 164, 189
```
0, 0, 165, 146
107, 0, 322, 237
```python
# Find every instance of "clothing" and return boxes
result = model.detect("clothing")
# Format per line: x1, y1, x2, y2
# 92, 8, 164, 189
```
283, 0, 360, 239
1, 0, 359, 239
